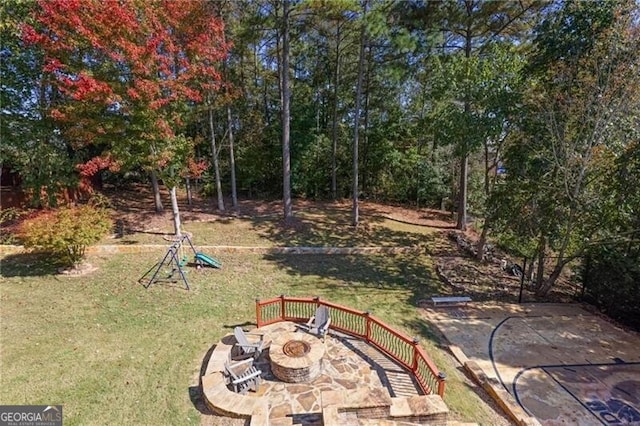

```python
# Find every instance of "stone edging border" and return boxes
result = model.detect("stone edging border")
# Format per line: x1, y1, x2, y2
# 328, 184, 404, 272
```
0, 244, 424, 256
201, 335, 268, 425
448, 345, 541, 426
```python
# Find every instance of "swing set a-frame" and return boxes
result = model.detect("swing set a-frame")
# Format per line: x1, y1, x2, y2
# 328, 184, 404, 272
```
138, 234, 221, 290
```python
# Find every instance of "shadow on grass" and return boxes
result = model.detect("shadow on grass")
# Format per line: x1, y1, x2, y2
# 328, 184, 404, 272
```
0, 252, 61, 277
252, 209, 437, 249
222, 321, 256, 330
262, 252, 445, 344
401, 317, 450, 351
189, 343, 216, 415
254, 210, 450, 346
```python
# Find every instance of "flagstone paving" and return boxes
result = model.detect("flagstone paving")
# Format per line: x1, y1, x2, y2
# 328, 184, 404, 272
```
252, 322, 422, 422
201, 321, 449, 425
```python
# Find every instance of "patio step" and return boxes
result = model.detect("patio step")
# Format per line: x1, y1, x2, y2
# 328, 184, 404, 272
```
389, 394, 449, 424
268, 417, 323, 426
356, 419, 425, 425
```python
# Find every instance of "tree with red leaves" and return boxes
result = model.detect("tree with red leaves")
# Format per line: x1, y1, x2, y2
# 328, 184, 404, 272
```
23, 0, 230, 235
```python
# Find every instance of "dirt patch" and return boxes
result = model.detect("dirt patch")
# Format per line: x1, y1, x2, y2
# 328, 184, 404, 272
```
103, 184, 458, 234
430, 231, 579, 304
57, 262, 98, 276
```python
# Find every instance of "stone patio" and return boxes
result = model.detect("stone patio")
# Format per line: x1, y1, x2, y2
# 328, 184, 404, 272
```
202, 321, 451, 425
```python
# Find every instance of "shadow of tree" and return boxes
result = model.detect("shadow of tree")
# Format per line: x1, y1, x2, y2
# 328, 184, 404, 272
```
0, 252, 61, 277
260, 252, 448, 346
189, 343, 216, 416
251, 206, 458, 347
253, 208, 437, 249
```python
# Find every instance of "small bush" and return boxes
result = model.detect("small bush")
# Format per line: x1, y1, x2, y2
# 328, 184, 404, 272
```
20, 204, 112, 267
0, 208, 27, 244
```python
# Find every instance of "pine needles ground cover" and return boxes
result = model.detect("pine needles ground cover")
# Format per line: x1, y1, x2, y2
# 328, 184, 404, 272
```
2, 221, 499, 425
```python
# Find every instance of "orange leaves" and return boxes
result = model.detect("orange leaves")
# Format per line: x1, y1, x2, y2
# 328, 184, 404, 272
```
186, 159, 208, 178
76, 154, 119, 177
49, 109, 66, 120
25, 0, 231, 178
70, 72, 113, 101
26, 0, 230, 113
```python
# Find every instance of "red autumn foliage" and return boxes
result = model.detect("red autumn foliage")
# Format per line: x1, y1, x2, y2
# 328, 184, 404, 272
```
186, 159, 208, 179
23, 0, 231, 166
23, 0, 230, 108
76, 155, 120, 177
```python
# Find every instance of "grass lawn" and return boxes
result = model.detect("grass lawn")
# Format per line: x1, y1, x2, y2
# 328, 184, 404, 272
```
1, 213, 504, 425
102, 208, 437, 249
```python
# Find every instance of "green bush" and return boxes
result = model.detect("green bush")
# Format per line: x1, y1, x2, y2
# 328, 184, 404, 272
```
20, 204, 112, 267
0, 208, 27, 244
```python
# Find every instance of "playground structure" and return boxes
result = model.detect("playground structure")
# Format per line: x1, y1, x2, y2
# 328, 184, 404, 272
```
138, 234, 221, 290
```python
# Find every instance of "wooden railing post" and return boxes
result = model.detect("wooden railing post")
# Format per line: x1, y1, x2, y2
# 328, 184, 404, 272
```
365, 311, 371, 343
280, 294, 286, 321
411, 337, 420, 372
255, 298, 261, 328
437, 371, 447, 397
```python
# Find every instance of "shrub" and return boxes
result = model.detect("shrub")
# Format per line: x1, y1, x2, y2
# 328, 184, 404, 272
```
0, 208, 27, 244
20, 204, 112, 267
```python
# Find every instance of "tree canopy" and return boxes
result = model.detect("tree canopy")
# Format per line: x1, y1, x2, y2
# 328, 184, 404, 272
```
2, 0, 639, 300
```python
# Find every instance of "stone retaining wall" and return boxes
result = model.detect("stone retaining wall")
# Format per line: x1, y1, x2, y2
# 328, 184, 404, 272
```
1, 244, 423, 256
201, 334, 268, 424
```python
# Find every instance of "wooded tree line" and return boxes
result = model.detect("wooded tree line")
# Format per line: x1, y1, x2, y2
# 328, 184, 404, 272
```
1, 0, 639, 299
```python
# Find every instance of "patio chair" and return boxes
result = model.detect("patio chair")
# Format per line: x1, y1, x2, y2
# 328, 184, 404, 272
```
233, 327, 266, 360
296, 305, 331, 340
224, 358, 262, 394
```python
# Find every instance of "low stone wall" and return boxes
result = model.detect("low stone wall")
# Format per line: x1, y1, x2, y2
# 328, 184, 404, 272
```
449, 345, 540, 426
201, 324, 451, 425
321, 388, 449, 425
0, 244, 423, 256
201, 334, 268, 424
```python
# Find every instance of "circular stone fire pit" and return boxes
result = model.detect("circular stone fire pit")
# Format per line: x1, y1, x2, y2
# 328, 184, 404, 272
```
270, 331, 325, 383
283, 340, 311, 357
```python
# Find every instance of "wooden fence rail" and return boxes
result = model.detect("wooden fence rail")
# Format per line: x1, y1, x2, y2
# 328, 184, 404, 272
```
256, 295, 446, 397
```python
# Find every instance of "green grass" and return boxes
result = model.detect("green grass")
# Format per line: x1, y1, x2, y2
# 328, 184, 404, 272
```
105, 213, 438, 249
1, 216, 501, 425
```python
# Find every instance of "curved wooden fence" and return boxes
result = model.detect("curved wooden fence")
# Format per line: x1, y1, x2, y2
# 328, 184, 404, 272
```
256, 295, 446, 397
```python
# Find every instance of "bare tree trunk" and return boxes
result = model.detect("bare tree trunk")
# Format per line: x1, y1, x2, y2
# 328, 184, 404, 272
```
331, 22, 341, 200
208, 102, 225, 211
227, 105, 238, 208
457, 154, 468, 230
150, 171, 163, 213
457, 18, 473, 231
475, 222, 489, 260
186, 177, 192, 207
537, 260, 566, 297
352, 1, 367, 227
535, 234, 546, 290
281, 0, 292, 220
170, 186, 182, 237
476, 140, 496, 259
361, 45, 371, 196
